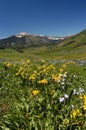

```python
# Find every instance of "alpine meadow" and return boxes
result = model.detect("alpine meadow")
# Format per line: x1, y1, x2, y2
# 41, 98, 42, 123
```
0, 29, 86, 130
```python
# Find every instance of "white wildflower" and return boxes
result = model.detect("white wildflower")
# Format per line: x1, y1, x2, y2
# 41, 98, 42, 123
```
59, 97, 65, 102
64, 94, 69, 99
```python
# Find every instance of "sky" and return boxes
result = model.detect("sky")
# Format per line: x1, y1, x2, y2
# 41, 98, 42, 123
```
0, 0, 86, 38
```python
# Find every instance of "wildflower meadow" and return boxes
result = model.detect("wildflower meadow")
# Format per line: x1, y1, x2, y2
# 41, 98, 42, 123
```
0, 59, 86, 130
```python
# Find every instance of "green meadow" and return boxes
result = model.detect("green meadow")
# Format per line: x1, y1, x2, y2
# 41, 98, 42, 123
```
0, 57, 86, 130
0, 44, 86, 61
0, 30, 86, 129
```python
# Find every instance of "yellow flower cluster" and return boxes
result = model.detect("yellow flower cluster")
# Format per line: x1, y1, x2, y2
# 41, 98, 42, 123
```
32, 90, 39, 96
71, 109, 82, 119
15, 59, 31, 78
52, 72, 67, 83
15, 60, 55, 81
15, 59, 68, 86
51, 64, 67, 82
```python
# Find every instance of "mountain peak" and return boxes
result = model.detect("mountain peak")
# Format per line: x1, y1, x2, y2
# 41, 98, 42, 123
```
16, 32, 29, 38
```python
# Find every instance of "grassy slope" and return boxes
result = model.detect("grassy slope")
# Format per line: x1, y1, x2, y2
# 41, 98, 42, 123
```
54, 30, 86, 60
0, 45, 86, 61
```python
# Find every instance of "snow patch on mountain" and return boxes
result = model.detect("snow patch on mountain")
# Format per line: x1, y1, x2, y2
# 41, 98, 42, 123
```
48, 36, 64, 40
16, 32, 29, 38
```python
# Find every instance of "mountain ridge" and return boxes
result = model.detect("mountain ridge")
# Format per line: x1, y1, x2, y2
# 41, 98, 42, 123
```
0, 29, 86, 53
0, 32, 65, 48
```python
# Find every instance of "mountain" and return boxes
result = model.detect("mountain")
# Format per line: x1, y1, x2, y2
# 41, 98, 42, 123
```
0, 32, 64, 50
0, 29, 86, 60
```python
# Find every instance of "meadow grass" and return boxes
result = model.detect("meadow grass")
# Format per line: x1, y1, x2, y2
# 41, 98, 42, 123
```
0, 45, 86, 62
0, 59, 86, 130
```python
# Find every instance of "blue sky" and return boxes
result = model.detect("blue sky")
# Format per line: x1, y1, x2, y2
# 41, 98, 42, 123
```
0, 0, 86, 38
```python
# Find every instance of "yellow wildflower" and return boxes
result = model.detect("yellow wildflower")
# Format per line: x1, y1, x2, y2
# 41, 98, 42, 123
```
60, 68, 64, 72
38, 79, 48, 84
6, 63, 12, 67
26, 59, 30, 64
83, 95, 86, 103
72, 110, 77, 119
83, 95, 86, 110
32, 90, 39, 96
71, 109, 82, 119
52, 73, 62, 82
83, 105, 86, 110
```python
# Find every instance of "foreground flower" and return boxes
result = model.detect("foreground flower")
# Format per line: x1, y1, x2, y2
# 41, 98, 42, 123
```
70, 109, 82, 119
83, 95, 86, 110
52, 74, 62, 82
73, 89, 79, 95
64, 94, 69, 99
79, 88, 84, 94
32, 90, 39, 96
80, 95, 86, 110
38, 79, 48, 84
83, 104, 86, 110
59, 97, 65, 102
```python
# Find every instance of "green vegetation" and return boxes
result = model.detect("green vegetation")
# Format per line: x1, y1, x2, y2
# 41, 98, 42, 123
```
0, 43, 86, 61
0, 60, 86, 129
0, 29, 86, 129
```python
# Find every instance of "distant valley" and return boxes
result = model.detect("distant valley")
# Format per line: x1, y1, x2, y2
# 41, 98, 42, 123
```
0, 29, 86, 61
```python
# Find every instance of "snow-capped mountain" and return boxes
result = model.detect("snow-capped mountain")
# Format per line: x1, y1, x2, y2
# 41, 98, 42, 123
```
0, 32, 65, 49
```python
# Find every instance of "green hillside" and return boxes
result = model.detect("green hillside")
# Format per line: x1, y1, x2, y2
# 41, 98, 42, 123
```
58, 29, 86, 47
54, 29, 86, 60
